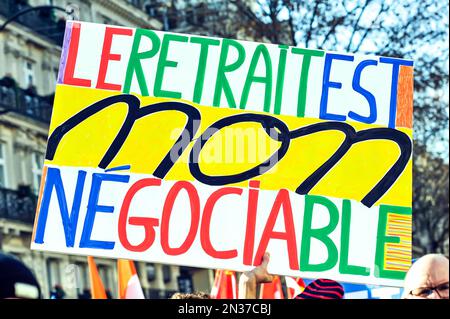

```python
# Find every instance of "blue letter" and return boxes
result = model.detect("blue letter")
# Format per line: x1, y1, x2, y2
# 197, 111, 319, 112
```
34, 167, 87, 247
320, 53, 354, 121
79, 173, 130, 249
348, 59, 378, 124
379, 57, 414, 128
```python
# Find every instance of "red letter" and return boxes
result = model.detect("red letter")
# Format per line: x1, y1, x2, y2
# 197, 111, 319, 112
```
64, 22, 91, 87
200, 187, 242, 259
243, 180, 259, 265
254, 189, 300, 270
96, 27, 133, 90
161, 181, 200, 255
118, 178, 161, 252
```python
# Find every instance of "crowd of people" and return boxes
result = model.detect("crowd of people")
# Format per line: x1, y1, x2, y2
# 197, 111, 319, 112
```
1, 251, 447, 299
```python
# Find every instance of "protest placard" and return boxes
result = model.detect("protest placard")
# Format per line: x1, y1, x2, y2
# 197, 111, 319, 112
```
31, 21, 413, 287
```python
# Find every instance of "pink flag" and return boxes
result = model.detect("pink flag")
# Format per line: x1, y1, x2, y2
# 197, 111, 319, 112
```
117, 259, 145, 299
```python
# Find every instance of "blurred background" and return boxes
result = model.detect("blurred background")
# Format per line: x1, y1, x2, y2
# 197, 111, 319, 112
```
0, 0, 448, 299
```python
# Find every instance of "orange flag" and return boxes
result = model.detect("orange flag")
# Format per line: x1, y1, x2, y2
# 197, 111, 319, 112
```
210, 270, 238, 299
259, 276, 284, 299
87, 256, 107, 299
117, 259, 145, 299
285, 276, 306, 298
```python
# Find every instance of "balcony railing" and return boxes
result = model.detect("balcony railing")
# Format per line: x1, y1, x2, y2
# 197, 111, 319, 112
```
0, 0, 66, 45
0, 81, 53, 123
0, 186, 37, 225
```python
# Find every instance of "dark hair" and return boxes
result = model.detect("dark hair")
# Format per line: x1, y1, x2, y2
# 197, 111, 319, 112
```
170, 291, 211, 299
0, 253, 41, 299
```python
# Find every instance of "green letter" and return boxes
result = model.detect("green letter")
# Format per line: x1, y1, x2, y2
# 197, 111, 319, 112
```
123, 28, 161, 95
240, 44, 273, 111
190, 36, 220, 104
154, 34, 189, 99
374, 205, 412, 280
339, 199, 370, 276
213, 39, 246, 108
291, 48, 324, 117
300, 195, 339, 272
273, 45, 288, 115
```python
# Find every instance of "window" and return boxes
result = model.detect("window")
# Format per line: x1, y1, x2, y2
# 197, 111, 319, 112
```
146, 263, 156, 282
177, 275, 193, 293
98, 265, 116, 298
46, 258, 61, 292
145, 1, 157, 16
101, 16, 118, 26
24, 61, 34, 88
162, 265, 171, 283
0, 142, 8, 188
32, 152, 44, 194
75, 262, 88, 292
98, 265, 112, 290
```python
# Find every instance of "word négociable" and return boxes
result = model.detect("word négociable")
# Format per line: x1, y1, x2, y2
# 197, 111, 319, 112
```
34, 166, 408, 281
60, 22, 413, 128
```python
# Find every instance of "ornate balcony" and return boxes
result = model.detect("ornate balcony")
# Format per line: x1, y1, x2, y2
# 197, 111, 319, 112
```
0, 78, 53, 124
0, 186, 37, 225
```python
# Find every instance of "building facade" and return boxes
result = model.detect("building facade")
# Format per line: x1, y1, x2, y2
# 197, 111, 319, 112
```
0, 0, 217, 299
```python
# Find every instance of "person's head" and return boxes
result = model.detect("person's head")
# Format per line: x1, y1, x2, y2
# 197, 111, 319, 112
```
53, 284, 66, 298
295, 279, 344, 299
171, 291, 210, 299
0, 253, 41, 299
402, 254, 449, 299
81, 288, 91, 298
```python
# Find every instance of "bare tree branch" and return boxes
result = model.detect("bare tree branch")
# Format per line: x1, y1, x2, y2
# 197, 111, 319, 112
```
346, 0, 372, 52
353, 1, 390, 53
304, 0, 321, 48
